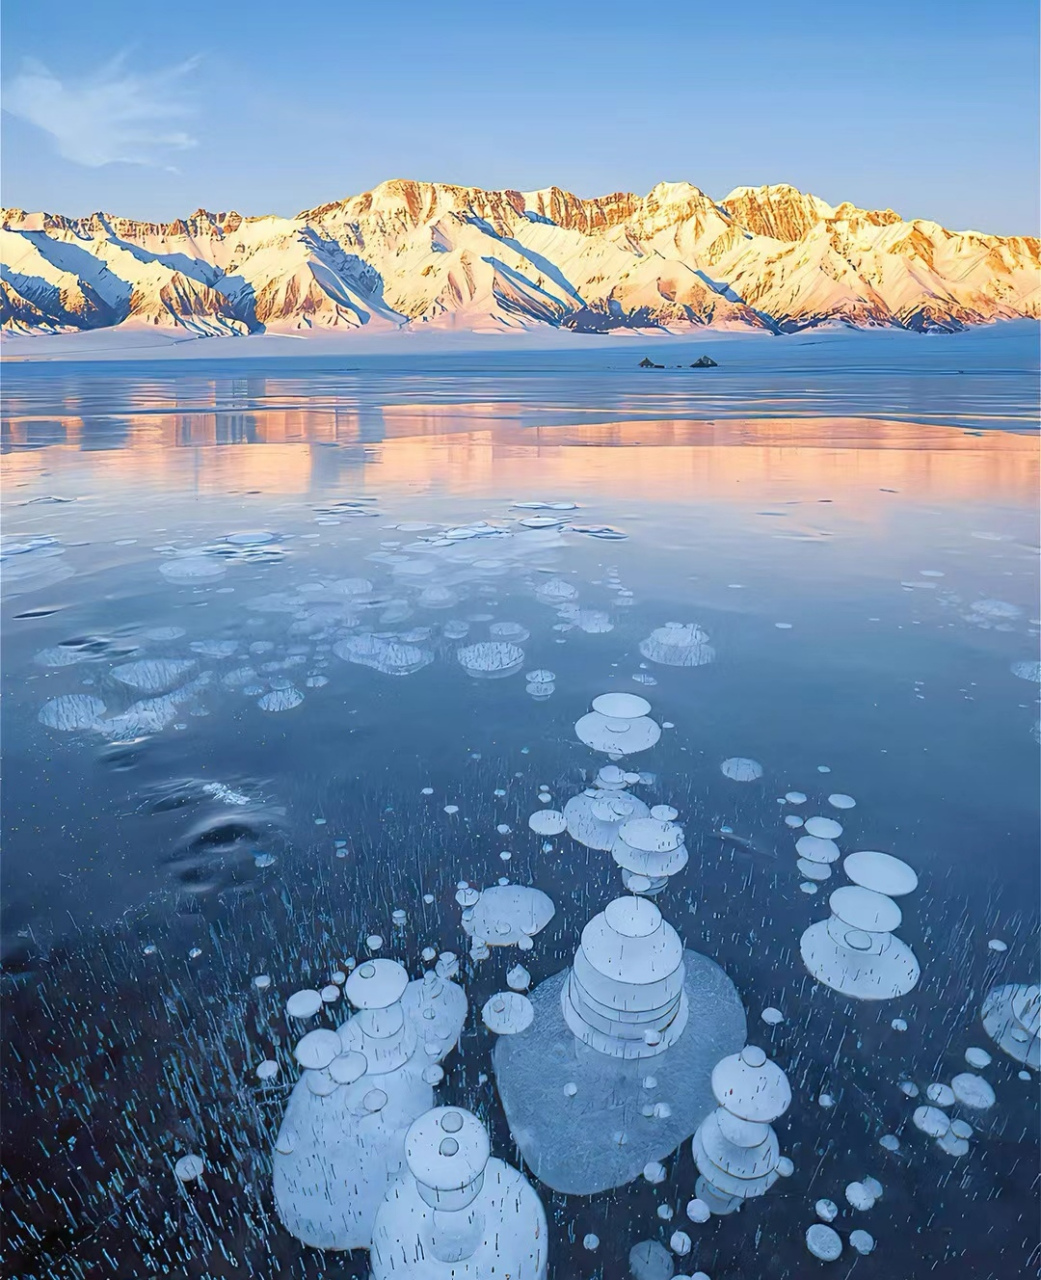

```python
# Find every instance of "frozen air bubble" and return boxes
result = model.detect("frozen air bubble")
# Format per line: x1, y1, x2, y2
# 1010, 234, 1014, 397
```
912, 1106, 950, 1137
463, 885, 554, 945
639, 621, 715, 668
797, 859, 832, 882
174, 1154, 205, 1182
830, 886, 902, 933
490, 621, 530, 641
937, 1131, 969, 1157
710, 1044, 791, 1122
850, 1230, 875, 1255
843, 851, 918, 897
592, 692, 652, 718
804, 816, 842, 840
845, 1181, 875, 1211
529, 809, 567, 835
575, 708, 661, 756
806, 1223, 842, 1261
482, 992, 534, 1035
965, 1046, 992, 1068
39, 694, 106, 731
226, 530, 276, 545
926, 1083, 955, 1106
720, 758, 763, 782
785, 792, 807, 805
160, 557, 226, 582
329, 1052, 367, 1085
795, 835, 840, 864
285, 990, 323, 1019
951, 1072, 996, 1109
828, 793, 856, 809
815, 1199, 838, 1222
112, 658, 196, 694
686, 1198, 711, 1223
258, 687, 303, 712
507, 965, 531, 991
294, 1029, 341, 1071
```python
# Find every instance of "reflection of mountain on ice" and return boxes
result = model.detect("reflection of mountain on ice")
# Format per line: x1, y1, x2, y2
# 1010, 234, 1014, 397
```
3, 178, 1037, 338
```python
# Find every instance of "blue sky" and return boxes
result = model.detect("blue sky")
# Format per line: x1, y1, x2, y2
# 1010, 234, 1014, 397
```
1, 0, 1037, 234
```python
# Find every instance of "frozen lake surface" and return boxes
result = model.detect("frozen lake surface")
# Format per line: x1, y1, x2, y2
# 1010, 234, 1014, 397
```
2, 327, 1038, 1278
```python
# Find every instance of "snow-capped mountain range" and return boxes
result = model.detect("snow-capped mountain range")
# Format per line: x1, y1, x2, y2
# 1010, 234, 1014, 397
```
2, 179, 1037, 338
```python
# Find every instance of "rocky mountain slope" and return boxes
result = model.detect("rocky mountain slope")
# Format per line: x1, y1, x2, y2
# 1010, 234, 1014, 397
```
2, 179, 1037, 337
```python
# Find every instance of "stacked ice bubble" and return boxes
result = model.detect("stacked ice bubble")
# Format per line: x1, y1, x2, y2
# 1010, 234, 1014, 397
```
800, 851, 921, 1000
563, 765, 651, 851
691, 1045, 792, 1215
575, 693, 661, 758
611, 816, 689, 897
369, 1106, 547, 1279
638, 622, 715, 668
562, 897, 689, 1059
493, 886, 746, 1194
272, 958, 466, 1250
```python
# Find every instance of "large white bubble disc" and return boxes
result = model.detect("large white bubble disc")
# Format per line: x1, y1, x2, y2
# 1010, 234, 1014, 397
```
720, 758, 763, 783
842, 850, 918, 897
804, 816, 843, 839
293, 1029, 341, 1070
829, 886, 902, 933
575, 710, 661, 756
591, 692, 652, 719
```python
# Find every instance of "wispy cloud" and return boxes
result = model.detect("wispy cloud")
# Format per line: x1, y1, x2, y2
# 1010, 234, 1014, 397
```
2, 53, 200, 169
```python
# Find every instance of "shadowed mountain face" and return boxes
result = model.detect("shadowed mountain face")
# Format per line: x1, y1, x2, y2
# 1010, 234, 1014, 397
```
2, 179, 1038, 337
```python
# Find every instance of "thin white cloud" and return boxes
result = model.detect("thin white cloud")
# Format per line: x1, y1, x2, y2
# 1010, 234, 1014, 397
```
2, 53, 200, 168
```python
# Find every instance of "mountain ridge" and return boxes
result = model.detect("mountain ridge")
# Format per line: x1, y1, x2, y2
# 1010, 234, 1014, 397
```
2, 178, 1037, 338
